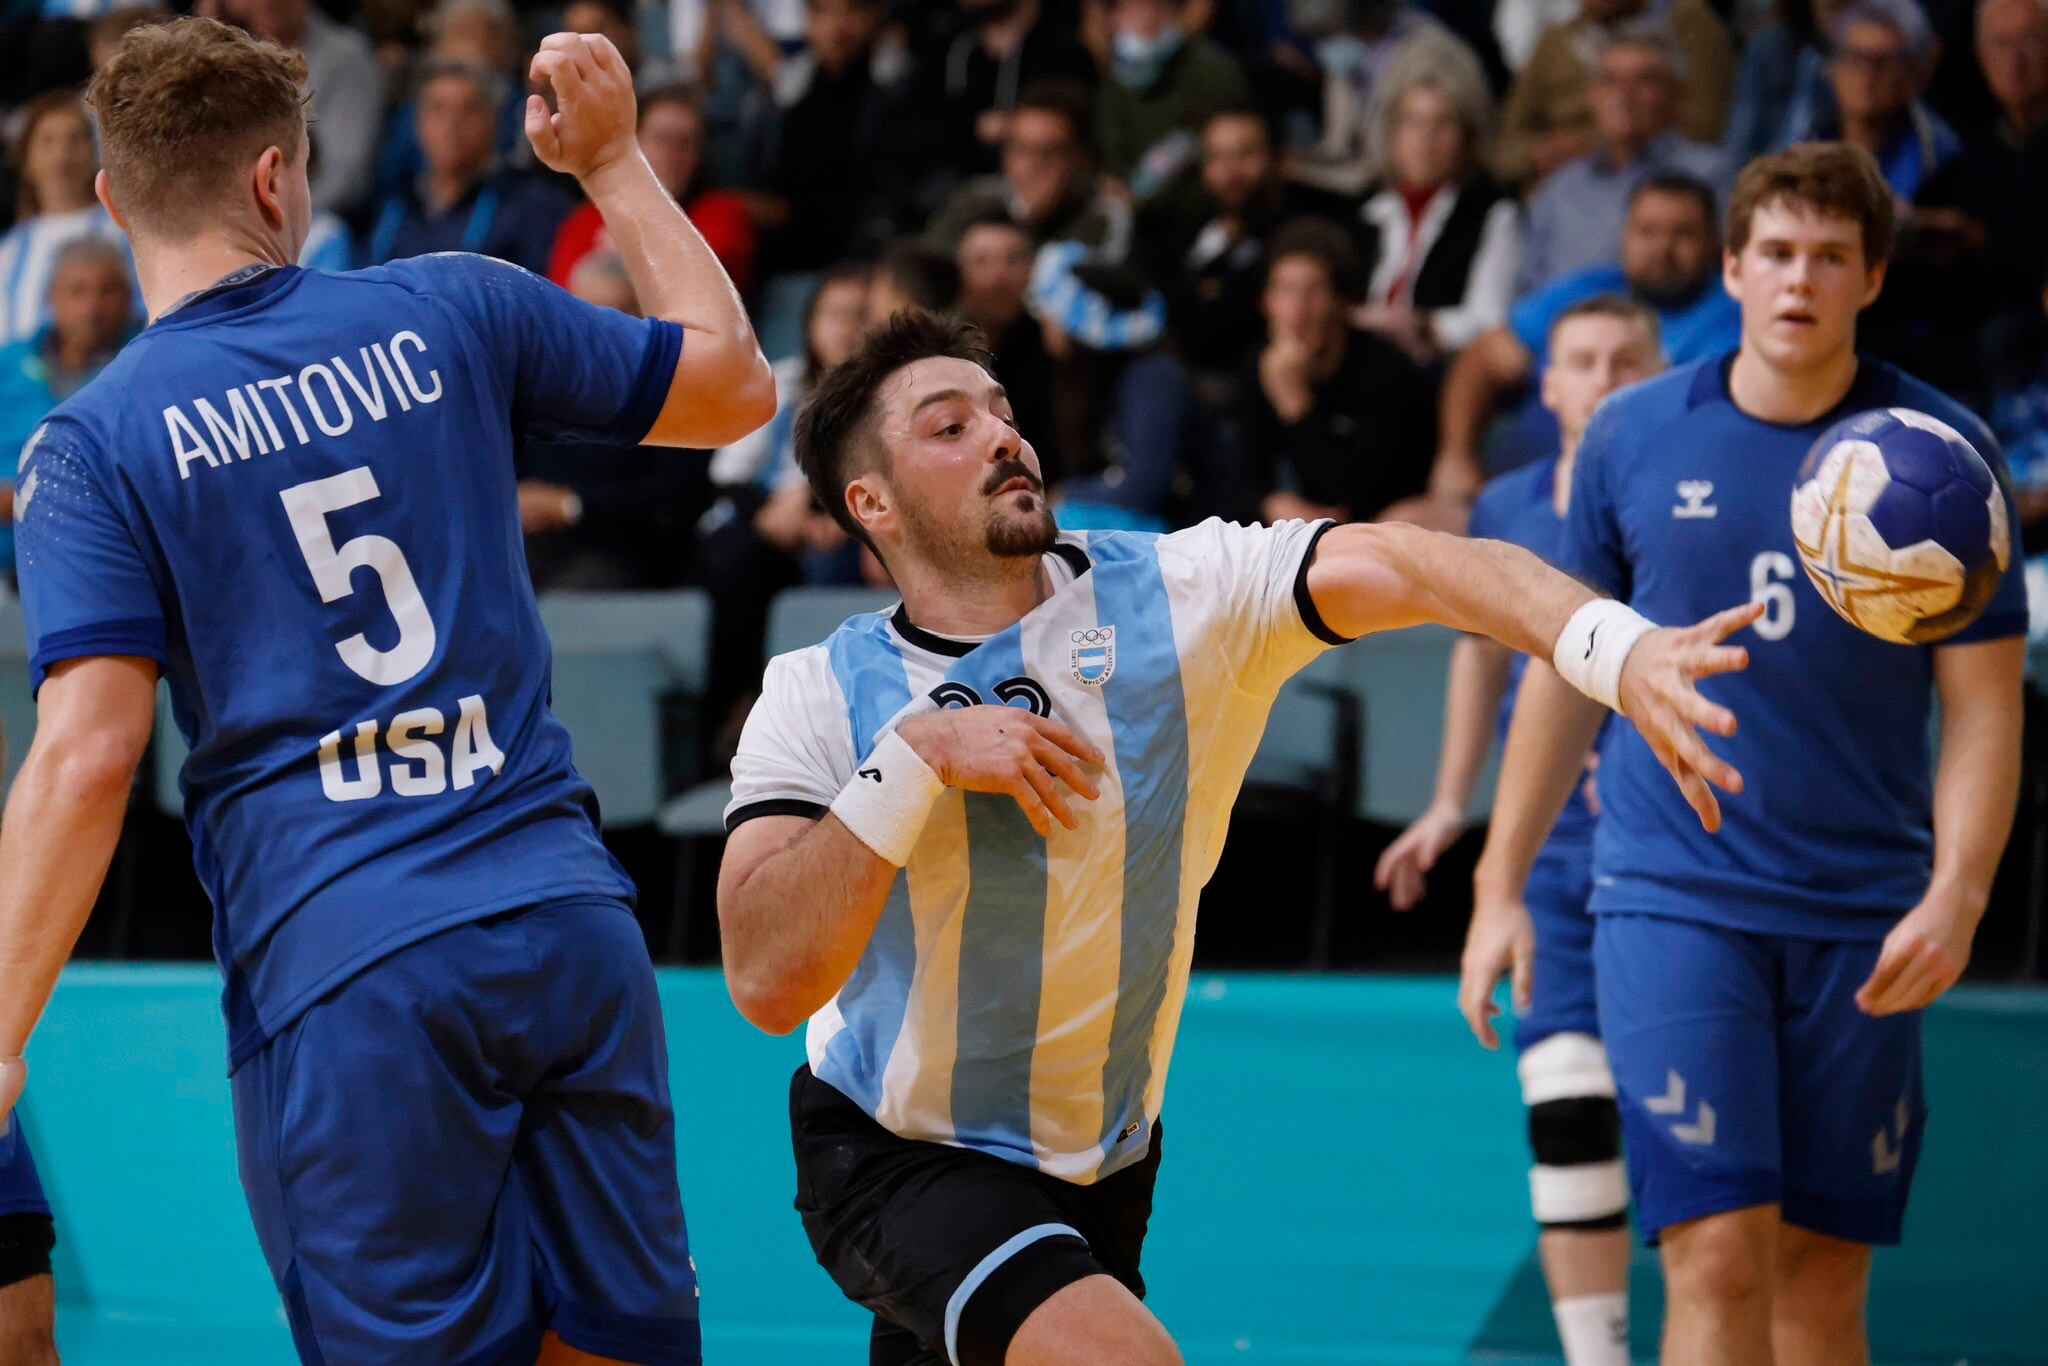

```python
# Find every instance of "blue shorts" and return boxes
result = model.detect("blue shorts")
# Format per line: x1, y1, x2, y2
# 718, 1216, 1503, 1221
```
0, 1120, 47, 1219
1594, 912, 1924, 1246
1515, 845, 1599, 1052
231, 899, 701, 1366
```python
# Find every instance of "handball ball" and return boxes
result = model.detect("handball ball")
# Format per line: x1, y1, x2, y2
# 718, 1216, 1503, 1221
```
1789, 408, 2010, 644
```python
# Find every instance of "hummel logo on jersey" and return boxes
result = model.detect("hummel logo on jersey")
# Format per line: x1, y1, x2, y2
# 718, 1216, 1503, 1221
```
1672, 480, 1718, 519
858, 767, 882, 783
1070, 626, 1117, 686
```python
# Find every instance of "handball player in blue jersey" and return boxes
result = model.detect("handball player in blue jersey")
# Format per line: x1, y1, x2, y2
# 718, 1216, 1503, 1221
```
0, 18, 773, 1365
1377, 296, 1664, 1366
712, 308, 1765, 1365
1470, 143, 2028, 1363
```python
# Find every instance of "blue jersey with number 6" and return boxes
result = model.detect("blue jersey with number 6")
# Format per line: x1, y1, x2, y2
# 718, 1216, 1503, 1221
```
14, 256, 678, 1066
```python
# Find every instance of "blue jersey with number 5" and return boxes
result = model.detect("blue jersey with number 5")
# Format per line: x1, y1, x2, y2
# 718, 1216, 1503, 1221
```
14, 256, 679, 1066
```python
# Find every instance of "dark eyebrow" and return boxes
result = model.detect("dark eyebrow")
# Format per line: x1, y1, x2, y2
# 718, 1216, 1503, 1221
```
912, 383, 1008, 416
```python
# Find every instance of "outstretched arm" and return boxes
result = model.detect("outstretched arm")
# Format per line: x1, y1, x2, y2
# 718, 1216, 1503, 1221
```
1858, 636, 2025, 1016
0, 656, 158, 1129
1305, 521, 1759, 828
526, 32, 774, 448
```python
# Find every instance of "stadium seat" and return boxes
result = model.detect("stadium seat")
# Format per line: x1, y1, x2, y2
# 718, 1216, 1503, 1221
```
0, 599, 35, 795
1345, 624, 1494, 826
1241, 646, 1360, 967
536, 590, 714, 828
146, 592, 718, 830
657, 586, 895, 956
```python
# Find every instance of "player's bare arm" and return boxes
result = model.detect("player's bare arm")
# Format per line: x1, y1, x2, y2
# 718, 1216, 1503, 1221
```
1462, 662, 1609, 1048
525, 32, 774, 449
719, 707, 1103, 1035
1374, 634, 1513, 910
1858, 636, 2025, 1017
1304, 521, 1758, 807
0, 656, 159, 1127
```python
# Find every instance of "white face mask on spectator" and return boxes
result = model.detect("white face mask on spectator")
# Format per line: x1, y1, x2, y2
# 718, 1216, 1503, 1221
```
1112, 27, 1183, 90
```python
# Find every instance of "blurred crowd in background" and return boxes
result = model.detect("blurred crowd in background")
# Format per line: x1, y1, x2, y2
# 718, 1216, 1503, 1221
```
2, 0, 2047, 739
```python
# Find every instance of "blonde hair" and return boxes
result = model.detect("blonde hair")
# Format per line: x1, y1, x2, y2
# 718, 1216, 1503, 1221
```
86, 16, 308, 239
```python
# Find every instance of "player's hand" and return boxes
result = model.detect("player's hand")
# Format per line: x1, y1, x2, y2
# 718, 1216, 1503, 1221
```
897, 707, 1104, 838
1374, 801, 1466, 911
1458, 892, 1535, 1050
1614, 601, 1764, 834
0, 1056, 24, 1138
1856, 893, 1976, 1016
526, 32, 639, 182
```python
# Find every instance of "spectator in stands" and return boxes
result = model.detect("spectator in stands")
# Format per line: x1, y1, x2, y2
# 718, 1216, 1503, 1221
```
1723, 0, 1847, 159
550, 85, 756, 296
363, 61, 572, 272
1989, 268, 2048, 645
698, 266, 875, 721
1230, 218, 1436, 527
756, 0, 912, 275
908, 0, 1097, 190
88, 5, 168, 72
562, 0, 643, 73
1786, 0, 1960, 198
1354, 63, 1522, 370
224, 0, 385, 215
0, 239, 132, 588
516, 252, 711, 591
1497, 0, 1581, 70
1429, 174, 1737, 504
868, 237, 963, 323
1286, 0, 1491, 198
955, 212, 1056, 459
1517, 25, 1735, 293
1494, 0, 1735, 186
0, 92, 131, 348
1911, 0, 2048, 358
1096, 0, 1248, 215
373, 0, 530, 209
928, 81, 1134, 259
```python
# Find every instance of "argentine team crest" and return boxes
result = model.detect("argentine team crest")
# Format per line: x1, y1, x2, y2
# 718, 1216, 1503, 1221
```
1069, 626, 1116, 686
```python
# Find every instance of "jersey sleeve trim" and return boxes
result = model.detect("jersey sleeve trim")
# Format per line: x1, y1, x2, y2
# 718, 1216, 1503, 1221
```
1941, 609, 2029, 644
30, 618, 169, 693
615, 319, 685, 443
1292, 520, 1355, 646
725, 797, 829, 832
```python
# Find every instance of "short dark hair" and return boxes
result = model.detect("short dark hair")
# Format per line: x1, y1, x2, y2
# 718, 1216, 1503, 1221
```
1204, 104, 1273, 144
637, 82, 701, 123
1725, 141, 1896, 265
794, 310, 996, 549
1547, 292, 1662, 352
1266, 216, 1366, 302
875, 238, 962, 313
1630, 171, 1718, 231
1011, 79, 1094, 154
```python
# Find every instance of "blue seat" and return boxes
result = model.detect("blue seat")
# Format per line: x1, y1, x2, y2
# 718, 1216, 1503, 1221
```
536, 590, 713, 828
0, 599, 35, 795
657, 586, 895, 958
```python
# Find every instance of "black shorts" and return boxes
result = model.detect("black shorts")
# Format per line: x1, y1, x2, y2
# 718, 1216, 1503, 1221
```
789, 1066, 1162, 1366
0, 1213, 54, 1290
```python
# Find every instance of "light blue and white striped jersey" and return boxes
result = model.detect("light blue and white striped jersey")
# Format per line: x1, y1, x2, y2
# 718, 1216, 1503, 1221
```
0, 206, 134, 346
726, 518, 1341, 1183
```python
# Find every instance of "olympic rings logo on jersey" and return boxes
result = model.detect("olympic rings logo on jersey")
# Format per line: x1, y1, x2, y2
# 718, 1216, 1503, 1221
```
1069, 626, 1116, 687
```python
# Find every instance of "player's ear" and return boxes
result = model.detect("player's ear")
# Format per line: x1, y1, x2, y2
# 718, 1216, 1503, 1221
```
1861, 259, 1887, 309
252, 145, 288, 231
846, 475, 893, 543
1721, 248, 1741, 300
93, 170, 128, 235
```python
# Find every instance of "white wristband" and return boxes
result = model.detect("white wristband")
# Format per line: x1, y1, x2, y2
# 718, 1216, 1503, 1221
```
829, 729, 945, 867
1552, 598, 1657, 713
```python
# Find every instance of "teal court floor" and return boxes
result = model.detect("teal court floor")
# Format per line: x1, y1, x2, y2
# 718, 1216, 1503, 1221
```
23, 968, 2048, 1363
